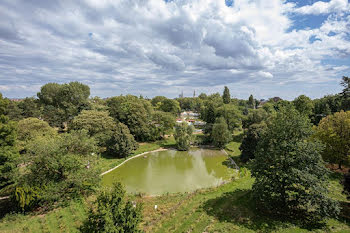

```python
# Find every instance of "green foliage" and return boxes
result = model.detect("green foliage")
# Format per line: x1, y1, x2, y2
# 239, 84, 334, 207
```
71, 110, 115, 147
18, 97, 42, 119
17, 117, 56, 152
211, 117, 231, 148
107, 95, 155, 142
340, 76, 350, 111
106, 123, 138, 158
293, 95, 314, 117
174, 122, 193, 151
248, 94, 255, 109
201, 102, 216, 124
239, 122, 267, 162
159, 99, 181, 115
242, 108, 269, 129
314, 110, 350, 169
152, 111, 175, 137
151, 96, 167, 107
12, 185, 41, 212
222, 86, 231, 104
251, 108, 339, 221
89, 97, 109, 112
37, 82, 90, 127
19, 131, 100, 207
216, 104, 242, 131
0, 93, 19, 189
80, 182, 143, 233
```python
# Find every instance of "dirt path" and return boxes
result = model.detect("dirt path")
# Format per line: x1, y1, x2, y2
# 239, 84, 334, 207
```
100, 148, 168, 176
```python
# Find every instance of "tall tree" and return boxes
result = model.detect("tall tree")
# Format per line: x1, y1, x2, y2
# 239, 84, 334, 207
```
341, 76, 350, 111
222, 86, 231, 104
211, 117, 231, 148
239, 122, 267, 162
248, 94, 255, 109
71, 110, 116, 147
216, 104, 242, 131
107, 95, 154, 142
174, 122, 193, 151
37, 82, 90, 127
251, 108, 339, 220
106, 123, 138, 158
314, 110, 350, 169
293, 95, 314, 117
0, 93, 18, 188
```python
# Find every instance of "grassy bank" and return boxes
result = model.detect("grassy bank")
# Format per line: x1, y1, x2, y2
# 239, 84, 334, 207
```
1, 171, 348, 233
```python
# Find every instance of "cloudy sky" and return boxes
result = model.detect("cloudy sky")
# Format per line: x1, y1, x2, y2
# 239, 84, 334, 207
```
0, 0, 349, 100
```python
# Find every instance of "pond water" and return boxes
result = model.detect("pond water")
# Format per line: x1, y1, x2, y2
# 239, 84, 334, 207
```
102, 148, 234, 195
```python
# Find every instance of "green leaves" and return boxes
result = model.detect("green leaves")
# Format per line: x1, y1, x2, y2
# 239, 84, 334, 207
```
80, 182, 143, 233
251, 107, 339, 221
174, 122, 193, 151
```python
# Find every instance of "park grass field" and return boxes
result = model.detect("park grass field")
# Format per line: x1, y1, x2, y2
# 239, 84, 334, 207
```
0, 135, 349, 233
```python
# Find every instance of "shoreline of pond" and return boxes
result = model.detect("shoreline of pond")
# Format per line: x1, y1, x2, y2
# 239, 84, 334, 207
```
100, 148, 170, 176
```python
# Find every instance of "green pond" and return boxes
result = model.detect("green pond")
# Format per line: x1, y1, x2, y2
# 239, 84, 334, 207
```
102, 148, 235, 195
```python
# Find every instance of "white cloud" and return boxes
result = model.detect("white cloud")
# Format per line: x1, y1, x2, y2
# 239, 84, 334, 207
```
293, 0, 349, 15
0, 0, 349, 99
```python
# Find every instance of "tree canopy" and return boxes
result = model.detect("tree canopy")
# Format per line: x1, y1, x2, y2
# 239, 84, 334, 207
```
314, 110, 350, 169
174, 122, 193, 151
251, 108, 339, 220
222, 86, 231, 104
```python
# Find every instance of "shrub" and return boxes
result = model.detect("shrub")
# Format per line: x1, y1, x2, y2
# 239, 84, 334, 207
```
80, 182, 143, 233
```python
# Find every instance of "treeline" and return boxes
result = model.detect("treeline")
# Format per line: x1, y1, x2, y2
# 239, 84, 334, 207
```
0, 76, 349, 230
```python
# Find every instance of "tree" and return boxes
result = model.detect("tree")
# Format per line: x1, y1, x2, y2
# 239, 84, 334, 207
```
37, 82, 90, 127
106, 123, 138, 158
341, 76, 350, 111
242, 108, 269, 129
152, 111, 175, 138
222, 86, 231, 104
202, 102, 216, 124
107, 95, 154, 142
17, 131, 99, 208
251, 108, 339, 220
17, 97, 41, 119
211, 117, 231, 148
71, 110, 116, 147
0, 93, 18, 189
174, 122, 193, 151
216, 104, 242, 131
293, 95, 314, 117
248, 94, 255, 109
314, 110, 350, 169
5, 100, 23, 121
239, 122, 267, 162
17, 117, 57, 152
159, 99, 181, 115
151, 96, 167, 107
80, 182, 143, 233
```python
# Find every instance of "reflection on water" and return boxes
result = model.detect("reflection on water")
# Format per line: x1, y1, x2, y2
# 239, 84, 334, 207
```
102, 148, 234, 195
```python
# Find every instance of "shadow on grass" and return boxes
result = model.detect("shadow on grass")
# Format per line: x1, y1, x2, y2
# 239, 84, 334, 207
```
202, 189, 331, 232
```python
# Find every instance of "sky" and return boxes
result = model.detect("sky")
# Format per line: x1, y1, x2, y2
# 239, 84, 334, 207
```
0, 0, 349, 100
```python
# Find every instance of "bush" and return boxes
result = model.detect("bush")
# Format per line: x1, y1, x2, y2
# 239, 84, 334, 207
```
12, 186, 41, 212
106, 123, 138, 158
80, 182, 143, 233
